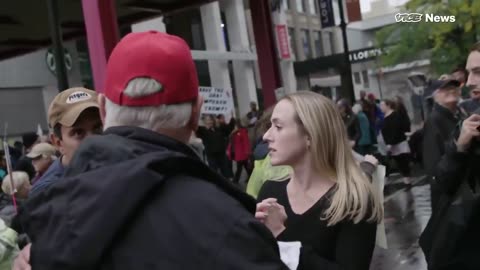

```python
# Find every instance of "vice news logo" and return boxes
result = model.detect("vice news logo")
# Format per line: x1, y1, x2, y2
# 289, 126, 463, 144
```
395, 13, 456, 23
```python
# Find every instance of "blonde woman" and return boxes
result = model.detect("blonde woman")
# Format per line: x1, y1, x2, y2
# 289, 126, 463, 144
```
256, 91, 383, 270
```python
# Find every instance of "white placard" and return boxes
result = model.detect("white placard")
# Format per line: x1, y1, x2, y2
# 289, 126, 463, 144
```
199, 87, 234, 122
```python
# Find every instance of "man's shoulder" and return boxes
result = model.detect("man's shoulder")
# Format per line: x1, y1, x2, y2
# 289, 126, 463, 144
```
164, 174, 255, 217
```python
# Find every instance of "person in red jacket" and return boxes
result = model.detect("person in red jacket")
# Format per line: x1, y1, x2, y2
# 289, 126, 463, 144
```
227, 120, 253, 184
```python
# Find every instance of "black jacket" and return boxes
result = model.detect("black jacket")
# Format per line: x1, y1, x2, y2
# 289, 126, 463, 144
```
423, 103, 466, 176
21, 126, 289, 270
381, 111, 407, 145
420, 126, 480, 270
197, 119, 235, 155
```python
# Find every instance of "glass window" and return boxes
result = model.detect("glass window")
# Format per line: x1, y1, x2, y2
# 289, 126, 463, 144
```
362, 70, 370, 87
308, 0, 318, 14
301, 29, 312, 59
282, 0, 290, 10
354, 72, 361, 84
313, 31, 323, 57
296, 0, 306, 13
288, 27, 297, 59
328, 31, 336, 54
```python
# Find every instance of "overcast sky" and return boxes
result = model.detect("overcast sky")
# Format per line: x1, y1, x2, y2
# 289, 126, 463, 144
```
360, 0, 409, 13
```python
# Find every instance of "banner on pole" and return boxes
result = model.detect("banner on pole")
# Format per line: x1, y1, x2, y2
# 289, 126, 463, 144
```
319, 0, 336, 28
346, 0, 362, 22
199, 87, 235, 122
276, 25, 291, 59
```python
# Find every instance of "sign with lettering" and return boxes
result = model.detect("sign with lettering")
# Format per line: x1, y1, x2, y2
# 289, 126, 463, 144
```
319, 0, 335, 28
276, 25, 291, 59
349, 47, 384, 63
199, 87, 234, 121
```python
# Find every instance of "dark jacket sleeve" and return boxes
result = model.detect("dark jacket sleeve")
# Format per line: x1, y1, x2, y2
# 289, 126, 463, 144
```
422, 119, 444, 176
298, 220, 377, 270
196, 126, 206, 140
213, 218, 290, 270
433, 140, 470, 196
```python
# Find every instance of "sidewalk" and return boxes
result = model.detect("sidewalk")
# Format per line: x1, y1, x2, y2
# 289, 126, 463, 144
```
370, 175, 431, 270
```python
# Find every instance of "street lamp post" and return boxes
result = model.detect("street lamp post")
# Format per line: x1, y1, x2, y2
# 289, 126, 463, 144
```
46, 0, 69, 92
337, 0, 355, 103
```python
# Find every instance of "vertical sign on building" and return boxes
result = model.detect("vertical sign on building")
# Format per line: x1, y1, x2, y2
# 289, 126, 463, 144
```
319, 0, 335, 28
276, 24, 291, 59
346, 0, 362, 22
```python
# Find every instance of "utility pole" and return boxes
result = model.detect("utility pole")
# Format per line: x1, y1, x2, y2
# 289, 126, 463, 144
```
337, 0, 355, 103
47, 0, 69, 91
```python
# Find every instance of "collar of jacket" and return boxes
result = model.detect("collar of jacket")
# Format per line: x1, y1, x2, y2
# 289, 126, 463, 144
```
433, 103, 465, 121
103, 126, 200, 160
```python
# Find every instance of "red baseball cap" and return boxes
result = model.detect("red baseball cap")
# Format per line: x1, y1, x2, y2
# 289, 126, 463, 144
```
104, 31, 199, 106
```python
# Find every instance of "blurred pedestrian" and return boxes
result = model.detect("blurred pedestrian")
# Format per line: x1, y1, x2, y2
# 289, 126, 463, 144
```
26, 143, 57, 185
337, 99, 361, 147
197, 114, 233, 180
14, 133, 39, 180
352, 104, 373, 155
422, 79, 465, 211
380, 99, 412, 183
227, 119, 253, 184
2, 172, 31, 200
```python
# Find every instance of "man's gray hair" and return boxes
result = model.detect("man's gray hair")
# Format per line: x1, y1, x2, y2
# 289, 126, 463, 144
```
104, 78, 193, 130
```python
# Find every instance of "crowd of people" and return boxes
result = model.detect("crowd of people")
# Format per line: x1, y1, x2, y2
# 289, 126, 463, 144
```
0, 30, 475, 270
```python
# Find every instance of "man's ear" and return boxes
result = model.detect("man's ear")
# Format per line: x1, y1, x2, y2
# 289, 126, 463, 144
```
98, 94, 107, 125
188, 96, 203, 131
50, 132, 64, 155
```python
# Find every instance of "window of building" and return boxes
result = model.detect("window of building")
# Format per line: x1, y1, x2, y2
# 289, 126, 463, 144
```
354, 72, 361, 84
328, 31, 336, 54
288, 27, 297, 59
301, 29, 312, 59
296, 0, 306, 13
313, 31, 323, 57
308, 0, 318, 14
362, 70, 370, 87
282, 0, 290, 10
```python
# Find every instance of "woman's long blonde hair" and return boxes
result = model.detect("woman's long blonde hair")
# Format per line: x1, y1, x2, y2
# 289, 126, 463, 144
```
281, 91, 383, 226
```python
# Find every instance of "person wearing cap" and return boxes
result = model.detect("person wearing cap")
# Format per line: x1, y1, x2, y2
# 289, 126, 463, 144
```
26, 143, 57, 185
28, 88, 102, 197
422, 79, 467, 212
17, 31, 292, 270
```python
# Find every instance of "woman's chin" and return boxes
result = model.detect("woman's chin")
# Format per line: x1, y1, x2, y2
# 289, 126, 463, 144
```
269, 156, 285, 167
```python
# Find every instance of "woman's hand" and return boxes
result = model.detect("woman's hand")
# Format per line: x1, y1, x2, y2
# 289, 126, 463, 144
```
363, 155, 379, 167
256, 198, 287, 237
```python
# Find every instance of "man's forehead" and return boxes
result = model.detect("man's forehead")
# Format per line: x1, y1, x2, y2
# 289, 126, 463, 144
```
467, 51, 480, 70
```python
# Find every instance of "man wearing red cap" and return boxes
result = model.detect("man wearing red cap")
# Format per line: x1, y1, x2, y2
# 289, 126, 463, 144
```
17, 31, 294, 270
